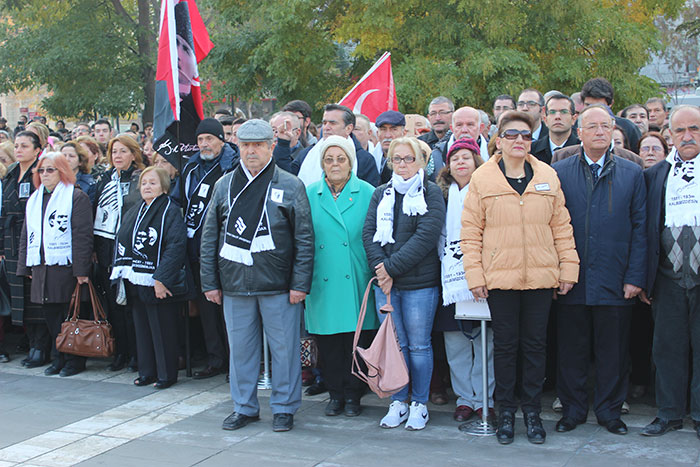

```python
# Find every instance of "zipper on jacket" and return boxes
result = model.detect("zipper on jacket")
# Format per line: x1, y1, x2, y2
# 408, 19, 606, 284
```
520, 195, 527, 286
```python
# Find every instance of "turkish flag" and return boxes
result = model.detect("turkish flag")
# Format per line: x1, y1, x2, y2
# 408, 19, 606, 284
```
338, 52, 398, 122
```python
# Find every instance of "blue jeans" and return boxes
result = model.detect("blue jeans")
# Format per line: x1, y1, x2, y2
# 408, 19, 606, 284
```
374, 286, 439, 404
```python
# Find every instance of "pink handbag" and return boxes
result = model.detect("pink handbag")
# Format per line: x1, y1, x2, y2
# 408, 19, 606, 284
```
352, 277, 409, 398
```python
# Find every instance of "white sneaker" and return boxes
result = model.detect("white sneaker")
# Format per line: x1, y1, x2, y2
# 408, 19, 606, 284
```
552, 397, 563, 412
405, 401, 429, 431
380, 401, 409, 428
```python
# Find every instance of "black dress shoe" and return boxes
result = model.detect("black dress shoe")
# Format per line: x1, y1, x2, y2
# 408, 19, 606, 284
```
154, 379, 176, 389
304, 380, 327, 396
127, 357, 138, 372
134, 376, 157, 386
272, 413, 294, 432
694, 420, 700, 439
24, 349, 47, 368
193, 366, 222, 380
640, 417, 683, 436
524, 412, 546, 444
222, 412, 260, 431
60, 366, 84, 378
44, 364, 62, 376
344, 399, 361, 417
600, 418, 627, 435
21, 348, 36, 366
496, 411, 515, 445
324, 399, 344, 416
107, 354, 126, 372
556, 416, 584, 433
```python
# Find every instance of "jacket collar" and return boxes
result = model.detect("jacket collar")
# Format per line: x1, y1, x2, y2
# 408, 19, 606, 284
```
481, 152, 554, 196
316, 173, 361, 226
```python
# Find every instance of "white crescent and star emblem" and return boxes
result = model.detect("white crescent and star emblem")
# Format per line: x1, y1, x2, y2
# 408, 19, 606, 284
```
353, 89, 379, 114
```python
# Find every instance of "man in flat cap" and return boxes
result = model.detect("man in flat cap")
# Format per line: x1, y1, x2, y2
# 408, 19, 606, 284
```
174, 117, 239, 380
373, 110, 408, 183
200, 119, 314, 433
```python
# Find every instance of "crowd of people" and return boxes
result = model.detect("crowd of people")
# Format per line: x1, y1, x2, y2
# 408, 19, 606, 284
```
0, 75, 698, 444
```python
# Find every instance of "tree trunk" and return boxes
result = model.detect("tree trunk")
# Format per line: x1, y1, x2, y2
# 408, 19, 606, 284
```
138, 0, 156, 125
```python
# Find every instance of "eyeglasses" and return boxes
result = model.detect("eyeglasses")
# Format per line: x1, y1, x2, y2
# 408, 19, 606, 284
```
499, 129, 533, 141
547, 109, 571, 115
517, 100, 541, 109
493, 106, 514, 111
427, 110, 452, 117
582, 123, 614, 132
37, 167, 57, 174
392, 155, 416, 165
640, 145, 664, 153
671, 125, 700, 136
322, 156, 348, 165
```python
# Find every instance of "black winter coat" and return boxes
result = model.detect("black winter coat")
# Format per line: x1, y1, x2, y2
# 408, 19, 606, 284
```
92, 165, 143, 268
362, 176, 445, 290
119, 196, 194, 305
200, 165, 315, 296
643, 159, 672, 297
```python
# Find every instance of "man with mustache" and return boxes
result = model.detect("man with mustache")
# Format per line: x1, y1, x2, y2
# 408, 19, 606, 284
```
419, 96, 454, 149
373, 110, 408, 183
641, 105, 700, 439
429, 106, 491, 179
174, 118, 239, 380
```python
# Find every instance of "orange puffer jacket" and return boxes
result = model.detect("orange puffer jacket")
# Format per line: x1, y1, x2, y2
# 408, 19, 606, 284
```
460, 153, 579, 291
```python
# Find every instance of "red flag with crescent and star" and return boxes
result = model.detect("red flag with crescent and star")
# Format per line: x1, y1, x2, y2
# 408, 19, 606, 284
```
338, 52, 398, 122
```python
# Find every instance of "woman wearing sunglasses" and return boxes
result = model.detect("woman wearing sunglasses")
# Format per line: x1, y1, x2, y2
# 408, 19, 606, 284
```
17, 153, 93, 377
363, 137, 445, 431
461, 111, 579, 445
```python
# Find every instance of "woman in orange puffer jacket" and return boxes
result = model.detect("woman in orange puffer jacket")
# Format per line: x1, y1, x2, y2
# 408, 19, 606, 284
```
460, 111, 579, 446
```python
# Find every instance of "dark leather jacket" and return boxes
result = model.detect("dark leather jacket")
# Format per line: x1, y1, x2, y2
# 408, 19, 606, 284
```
199, 164, 314, 296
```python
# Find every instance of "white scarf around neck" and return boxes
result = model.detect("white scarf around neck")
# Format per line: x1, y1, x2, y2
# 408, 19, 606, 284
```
440, 182, 473, 305
297, 136, 357, 187
665, 148, 700, 227
373, 169, 427, 246
26, 182, 74, 267
94, 169, 124, 239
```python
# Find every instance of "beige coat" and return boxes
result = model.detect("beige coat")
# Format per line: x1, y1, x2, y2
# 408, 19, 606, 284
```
460, 153, 579, 290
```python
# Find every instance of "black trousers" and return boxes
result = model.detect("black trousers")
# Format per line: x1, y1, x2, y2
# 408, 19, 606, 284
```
43, 302, 86, 370
25, 322, 50, 353
192, 261, 228, 369
132, 296, 180, 382
487, 288, 552, 414
557, 304, 631, 423
629, 301, 653, 386
96, 265, 136, 358
315, 332, 369, 401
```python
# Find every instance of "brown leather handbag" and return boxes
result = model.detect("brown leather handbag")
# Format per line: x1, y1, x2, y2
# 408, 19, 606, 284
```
56, 280, 115, 358
351, 277, 409, 398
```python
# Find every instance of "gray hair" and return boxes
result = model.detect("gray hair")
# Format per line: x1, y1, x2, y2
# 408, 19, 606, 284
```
668, 104, 700, 128
478, 110, 490, 126
428, 96, 454, 112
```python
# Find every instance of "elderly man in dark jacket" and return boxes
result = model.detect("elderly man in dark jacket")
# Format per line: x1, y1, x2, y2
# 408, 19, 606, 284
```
641, 105, 700, 438
200, 119, 314, 433
172, 118, 239, 380
552, 104, 647, 436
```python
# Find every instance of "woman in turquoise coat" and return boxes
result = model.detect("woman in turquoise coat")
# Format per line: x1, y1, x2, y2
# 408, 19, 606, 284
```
306, 135, 379, 418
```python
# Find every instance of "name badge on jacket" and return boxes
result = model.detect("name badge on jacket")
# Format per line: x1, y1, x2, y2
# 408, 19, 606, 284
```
271, 188, 284, 203
19, 182, 30, 199
535, 183, 550, 192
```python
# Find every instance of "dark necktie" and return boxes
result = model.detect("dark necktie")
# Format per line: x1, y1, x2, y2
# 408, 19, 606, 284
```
590, 163, 600, 185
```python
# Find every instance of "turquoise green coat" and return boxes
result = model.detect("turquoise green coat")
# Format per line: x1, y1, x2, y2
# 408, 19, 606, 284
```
305, 174, 379, 334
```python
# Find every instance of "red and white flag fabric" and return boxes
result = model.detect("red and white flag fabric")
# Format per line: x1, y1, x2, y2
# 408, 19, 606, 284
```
338, 52, 398, 122
153, 0, 213, 169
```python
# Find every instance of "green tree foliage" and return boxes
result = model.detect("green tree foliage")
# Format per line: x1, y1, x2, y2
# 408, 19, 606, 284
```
204, 0, 684, 116
0, 0, 157, 120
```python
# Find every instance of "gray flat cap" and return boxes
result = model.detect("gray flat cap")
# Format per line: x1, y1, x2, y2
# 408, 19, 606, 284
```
237, 119, 274, 142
